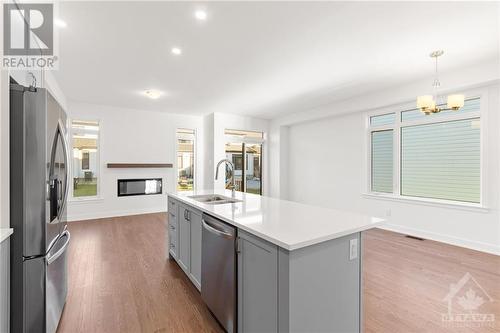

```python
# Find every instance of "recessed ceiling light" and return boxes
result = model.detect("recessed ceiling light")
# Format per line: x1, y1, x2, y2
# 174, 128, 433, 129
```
194, 10, 207, 21
54, 19, 67, 28
143, 90, 162, 99
171, 47, 182, 55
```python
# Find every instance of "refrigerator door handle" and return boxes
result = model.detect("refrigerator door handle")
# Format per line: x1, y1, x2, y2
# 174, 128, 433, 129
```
49, 119, 70, 223
47, 230, 70, 265
56, 119, 70, 221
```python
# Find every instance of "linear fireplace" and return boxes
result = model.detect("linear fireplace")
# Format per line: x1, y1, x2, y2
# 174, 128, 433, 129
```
117, 178, 162, 197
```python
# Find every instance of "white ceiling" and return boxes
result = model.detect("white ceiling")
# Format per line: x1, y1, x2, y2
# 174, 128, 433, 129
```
54, 1, 499, 119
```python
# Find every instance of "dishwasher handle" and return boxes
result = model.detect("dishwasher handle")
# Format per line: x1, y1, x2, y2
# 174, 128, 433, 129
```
202, 219, 233, 239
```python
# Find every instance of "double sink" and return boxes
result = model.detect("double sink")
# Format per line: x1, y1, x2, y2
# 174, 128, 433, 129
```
188, 194, 242, 205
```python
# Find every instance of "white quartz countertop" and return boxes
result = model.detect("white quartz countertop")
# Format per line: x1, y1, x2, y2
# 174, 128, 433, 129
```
0, 228, 13, 243
168, 190, 384, 251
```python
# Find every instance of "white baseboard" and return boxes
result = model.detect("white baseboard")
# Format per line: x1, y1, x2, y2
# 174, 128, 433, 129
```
380, 223, 500, 256
67, 208, 167, 222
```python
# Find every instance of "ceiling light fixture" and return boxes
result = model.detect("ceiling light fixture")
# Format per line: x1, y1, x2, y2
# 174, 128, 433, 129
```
416, 50, 464, 115
194, 10, 207, 21
144, 90, 162, 99
171, 47, 182, 55
54, 19, 67, 28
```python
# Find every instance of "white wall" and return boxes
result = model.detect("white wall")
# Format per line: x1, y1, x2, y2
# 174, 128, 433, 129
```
66, 102, 203, 221
202, 113, 215, 190
268, 124, 289, 199
203, 112, 270, 194
284, 82, 500, 255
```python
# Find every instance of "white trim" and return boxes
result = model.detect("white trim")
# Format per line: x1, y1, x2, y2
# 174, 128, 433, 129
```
361, 193, 489, 213
67, 207, 166, 222
478, 91, 489, 208
380, 223, 500, 256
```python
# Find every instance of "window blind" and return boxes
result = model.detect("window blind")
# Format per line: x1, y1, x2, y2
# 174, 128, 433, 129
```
370, 113, 396, 126
371, 130, 393, 193
401, 118, 480, 203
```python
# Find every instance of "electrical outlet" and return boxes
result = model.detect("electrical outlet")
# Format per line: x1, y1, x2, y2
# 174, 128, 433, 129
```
386, 209, 392, 217
349, 239, 358, 260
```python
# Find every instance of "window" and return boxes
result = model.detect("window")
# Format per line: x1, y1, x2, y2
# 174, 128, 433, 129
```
368, 98, 481, 204
225, 129, 264, 195
177, 129, 196, 191
71, 120, 100, 198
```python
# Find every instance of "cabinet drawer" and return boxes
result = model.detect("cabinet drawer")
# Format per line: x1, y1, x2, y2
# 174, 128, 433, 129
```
168, 199, 177, 216
168, 212, 178, 230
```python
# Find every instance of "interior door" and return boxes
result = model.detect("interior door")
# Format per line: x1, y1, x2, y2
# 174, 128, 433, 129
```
47, 119, 69, 252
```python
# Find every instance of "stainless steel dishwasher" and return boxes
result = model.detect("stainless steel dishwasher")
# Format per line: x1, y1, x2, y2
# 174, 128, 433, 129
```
201, 213, 237, 333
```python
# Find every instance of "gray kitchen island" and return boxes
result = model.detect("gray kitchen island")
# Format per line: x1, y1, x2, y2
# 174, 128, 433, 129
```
167, 190, 384, 333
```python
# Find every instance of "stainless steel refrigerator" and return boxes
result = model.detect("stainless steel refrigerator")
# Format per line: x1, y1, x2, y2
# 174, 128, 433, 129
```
10, 80, 70, 333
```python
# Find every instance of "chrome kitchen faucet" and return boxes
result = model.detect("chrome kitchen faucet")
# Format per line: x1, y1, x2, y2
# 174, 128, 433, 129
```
215, 158, 235, 198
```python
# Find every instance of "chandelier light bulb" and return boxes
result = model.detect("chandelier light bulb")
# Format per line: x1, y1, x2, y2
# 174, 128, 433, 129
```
447, 94, 465, 111
417, 95, 433, 110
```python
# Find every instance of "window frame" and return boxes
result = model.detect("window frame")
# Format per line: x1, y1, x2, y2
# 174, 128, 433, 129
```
175, 128, 197, 192
224, 130, 265, 195
365, 89, 488, 209
68, 118, 102, 201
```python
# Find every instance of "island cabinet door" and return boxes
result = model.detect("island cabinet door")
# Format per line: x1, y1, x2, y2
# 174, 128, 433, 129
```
189, 210, 202, 290
178, 205, 191, 273
238, 230, 278, 333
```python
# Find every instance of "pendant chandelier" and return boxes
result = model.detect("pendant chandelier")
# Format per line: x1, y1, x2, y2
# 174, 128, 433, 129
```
416, 50, 465, 115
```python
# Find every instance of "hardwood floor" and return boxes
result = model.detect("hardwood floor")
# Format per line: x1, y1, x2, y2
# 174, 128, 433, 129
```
57, 213, 500, 333
57, 213, 223, 333
363, 229, 500, 333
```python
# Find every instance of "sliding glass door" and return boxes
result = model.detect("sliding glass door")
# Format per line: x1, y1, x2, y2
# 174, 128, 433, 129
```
224, 142, 262, 195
